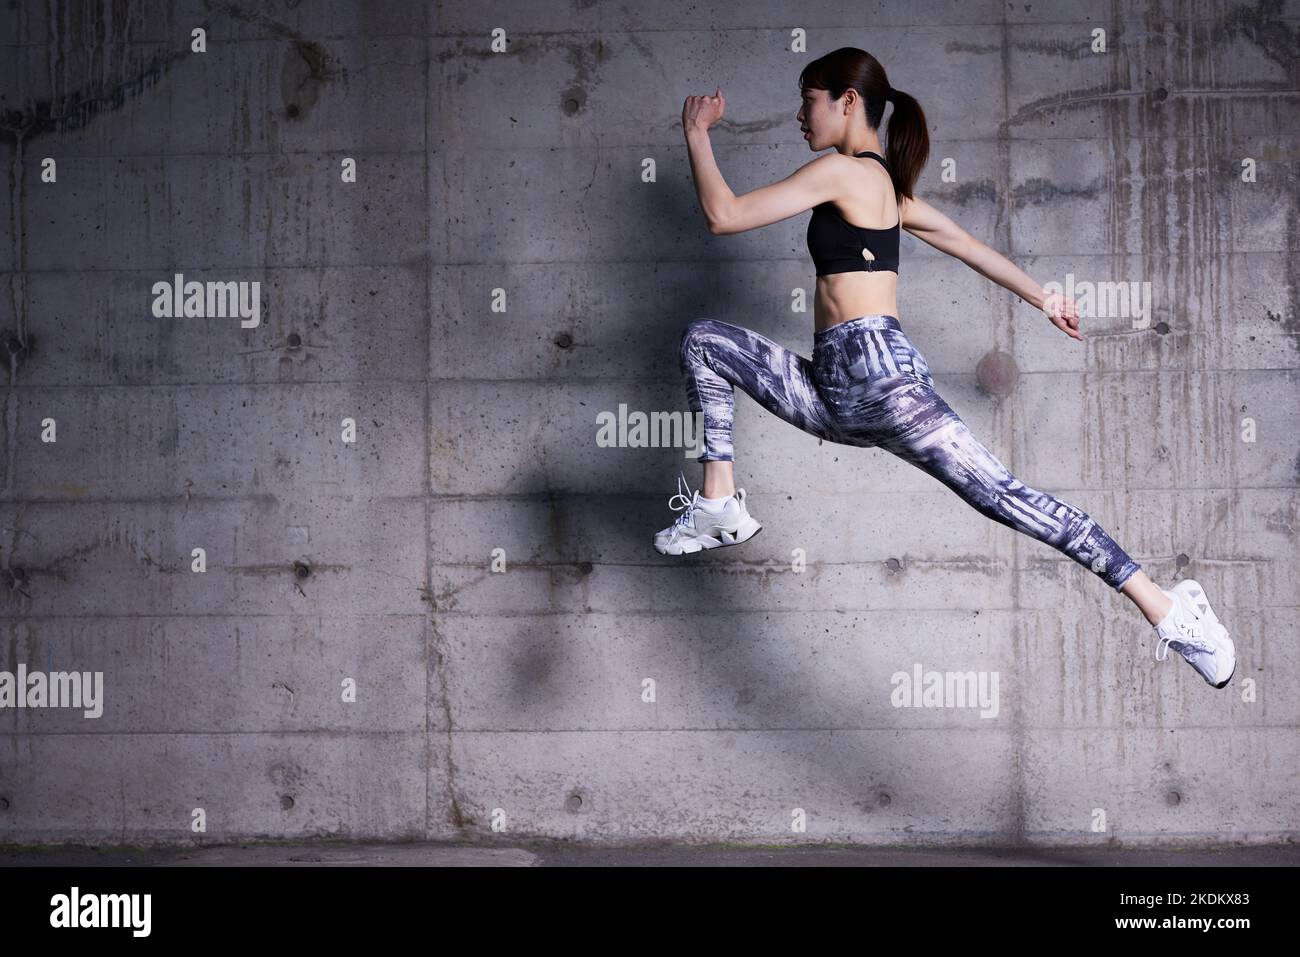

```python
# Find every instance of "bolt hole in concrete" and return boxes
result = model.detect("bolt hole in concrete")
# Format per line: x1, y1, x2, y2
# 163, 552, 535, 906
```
294, 561, 311, 579
280, 795, 295, 810
885, 557, 902, 573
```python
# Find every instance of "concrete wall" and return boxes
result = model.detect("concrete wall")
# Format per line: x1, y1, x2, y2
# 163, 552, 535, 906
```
0, 0, 1296, 847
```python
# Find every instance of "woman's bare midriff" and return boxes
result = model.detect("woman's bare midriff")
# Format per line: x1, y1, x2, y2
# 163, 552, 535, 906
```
813, 271, 899, 334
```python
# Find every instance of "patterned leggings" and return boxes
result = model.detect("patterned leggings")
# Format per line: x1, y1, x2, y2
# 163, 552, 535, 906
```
678, 314, 1141, 591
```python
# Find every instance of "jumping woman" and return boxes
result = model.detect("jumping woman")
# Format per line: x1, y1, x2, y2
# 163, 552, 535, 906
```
655, 47, 1235, 689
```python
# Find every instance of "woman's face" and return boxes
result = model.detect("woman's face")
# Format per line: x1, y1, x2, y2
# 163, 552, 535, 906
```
797, 86, 838, 150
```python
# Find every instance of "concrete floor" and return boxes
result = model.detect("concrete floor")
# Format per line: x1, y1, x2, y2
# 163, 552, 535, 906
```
2, 841, 1297, 867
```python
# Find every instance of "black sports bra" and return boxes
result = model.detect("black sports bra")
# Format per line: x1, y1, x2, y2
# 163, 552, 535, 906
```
806, 150, 900, 277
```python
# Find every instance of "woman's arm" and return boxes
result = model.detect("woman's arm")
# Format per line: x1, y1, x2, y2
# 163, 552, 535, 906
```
681, 88, 840, 235
683, 126, 733, 231
686, 127, 840, 234
901, 194, 1083, 340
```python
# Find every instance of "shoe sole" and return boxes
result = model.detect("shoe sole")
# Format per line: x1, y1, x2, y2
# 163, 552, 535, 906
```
1176, 579, 1236, 689
654, 518, 763, 556
1208, 622, 1235, 688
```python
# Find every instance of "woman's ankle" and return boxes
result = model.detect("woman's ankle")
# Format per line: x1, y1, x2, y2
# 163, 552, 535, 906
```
1121, 570, 1174, 626
701, 462, 736, 500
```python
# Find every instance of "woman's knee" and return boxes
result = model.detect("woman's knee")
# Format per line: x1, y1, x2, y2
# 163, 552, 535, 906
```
919, 450, 1013, 519
679, 318, 724, 369
940, 471, 1002, 520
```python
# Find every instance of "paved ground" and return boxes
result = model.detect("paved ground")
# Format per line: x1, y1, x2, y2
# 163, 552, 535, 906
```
1, 841, 1297, 867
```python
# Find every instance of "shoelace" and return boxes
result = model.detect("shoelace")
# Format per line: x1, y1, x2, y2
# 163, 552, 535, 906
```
666, 471, 701, 538
1155, 610, 1215, 662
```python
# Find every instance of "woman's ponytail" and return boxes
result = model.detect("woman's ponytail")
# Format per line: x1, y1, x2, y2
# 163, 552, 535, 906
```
883, 85, 929, 201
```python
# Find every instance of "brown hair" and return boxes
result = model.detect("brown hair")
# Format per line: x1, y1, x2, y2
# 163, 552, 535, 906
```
798, 47, 929, 201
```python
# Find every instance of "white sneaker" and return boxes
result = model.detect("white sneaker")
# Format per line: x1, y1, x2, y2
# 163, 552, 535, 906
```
1154, 579, 1236, 689
654, 471, 762, 555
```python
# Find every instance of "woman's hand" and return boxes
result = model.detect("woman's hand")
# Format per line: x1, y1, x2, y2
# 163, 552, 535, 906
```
1041, 291, 1084, 341
682, 87, 726, 134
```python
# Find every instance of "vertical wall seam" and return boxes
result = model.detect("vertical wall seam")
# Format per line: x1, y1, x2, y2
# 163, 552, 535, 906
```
998, 3, 1027, 847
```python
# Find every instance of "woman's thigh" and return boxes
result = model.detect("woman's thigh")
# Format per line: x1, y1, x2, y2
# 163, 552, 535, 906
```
813, 323, 964, 447
681, 318, 853, 446
816, 325, 1018, 497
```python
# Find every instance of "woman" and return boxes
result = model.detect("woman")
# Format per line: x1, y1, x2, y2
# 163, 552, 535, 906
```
655, 47, 1234, 689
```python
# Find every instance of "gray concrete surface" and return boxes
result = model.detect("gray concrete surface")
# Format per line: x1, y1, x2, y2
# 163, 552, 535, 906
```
0, 1, 1297, 848
2, 840, 1298, 867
